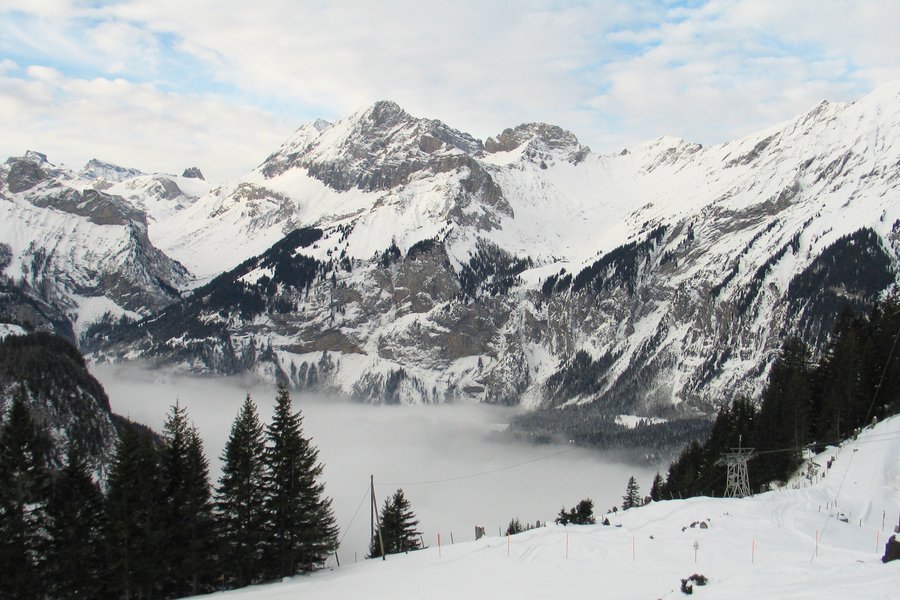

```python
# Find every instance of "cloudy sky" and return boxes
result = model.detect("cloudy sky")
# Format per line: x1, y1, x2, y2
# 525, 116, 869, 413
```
1, 0, 898, 183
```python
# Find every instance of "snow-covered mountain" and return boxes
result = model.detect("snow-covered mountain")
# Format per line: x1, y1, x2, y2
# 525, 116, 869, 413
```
7, 83, 900, 420
0, 151, 209, 340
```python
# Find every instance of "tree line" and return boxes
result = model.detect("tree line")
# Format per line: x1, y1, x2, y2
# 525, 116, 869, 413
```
655, 294, 900, 499
0, 384, 337, 599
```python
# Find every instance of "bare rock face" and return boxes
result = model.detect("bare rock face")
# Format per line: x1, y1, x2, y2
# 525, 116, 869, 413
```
6, 152, 48, 193
182, 166, 205, 180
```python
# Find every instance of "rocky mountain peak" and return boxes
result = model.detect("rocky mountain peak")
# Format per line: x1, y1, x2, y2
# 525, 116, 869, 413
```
5, 151, 50, 193
80, 158, 144, 183
485, 123, 590, 164
23, 150, 48, 164
182, 166, 205, 180
260, 100, 486, 192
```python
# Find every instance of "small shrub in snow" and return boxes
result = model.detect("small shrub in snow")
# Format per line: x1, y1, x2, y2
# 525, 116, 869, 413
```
680, 573, 708, 595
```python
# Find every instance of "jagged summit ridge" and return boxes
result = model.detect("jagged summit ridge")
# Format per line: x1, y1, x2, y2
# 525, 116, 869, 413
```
260, 99, 485, 191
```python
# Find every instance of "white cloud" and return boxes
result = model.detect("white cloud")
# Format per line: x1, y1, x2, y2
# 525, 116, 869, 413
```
0, 69, 290, 182
1, 0, 899, 178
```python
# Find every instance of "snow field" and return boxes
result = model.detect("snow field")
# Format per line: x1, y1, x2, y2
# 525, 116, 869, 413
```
208, 415, 900, 600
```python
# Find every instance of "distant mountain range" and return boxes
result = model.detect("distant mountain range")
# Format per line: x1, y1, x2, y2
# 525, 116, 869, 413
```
3, 83, 899, 423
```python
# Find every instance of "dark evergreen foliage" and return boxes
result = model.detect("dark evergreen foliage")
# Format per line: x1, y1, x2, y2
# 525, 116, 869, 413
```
457, 239, 532, 299
660, 292, 900, 499
44, 443, 108, 600
0, 332, 114, 465
622, 475, 641, 510
511, 404, 710, 453
0, 392, 50, 600
570, 226, 667, 295
506, 517, 525, 535
378, 240, 402, 268
105, 423, 165, 600
649, 472, 663, 502
543, 349, 619, 404
788, 228, 895, 349
153, 403, 216, 596
369, 488, 422, 557
263, 385, 338, 577
751, 338, 811, 484
406, 238, 439, 260
215, 394, 268, 588
555, 499, 595, 525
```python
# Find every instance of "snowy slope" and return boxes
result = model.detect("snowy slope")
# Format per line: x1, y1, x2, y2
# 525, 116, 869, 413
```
202, 415, 900, 600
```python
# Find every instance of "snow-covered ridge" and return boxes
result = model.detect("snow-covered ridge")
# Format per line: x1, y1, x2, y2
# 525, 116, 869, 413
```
0, 152, 198, 340
9, 83, 900, 415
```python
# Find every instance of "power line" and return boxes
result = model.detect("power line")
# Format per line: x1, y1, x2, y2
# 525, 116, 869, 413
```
337, 484, 371, 549
376, 447, 578, 487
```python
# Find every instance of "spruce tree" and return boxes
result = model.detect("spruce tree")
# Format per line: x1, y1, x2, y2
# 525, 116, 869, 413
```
158, 402, 215, 596
263, 385, 338, 578
0, 392, 50, 600
369, 488, 421, 557
649, 472, 663, 502
622, 475, 641, 510
105, 424, 164, 600
216, 394, 268, 588
44, 442, 108, 600
183, 425, 215, 595
572, 498, 595, 524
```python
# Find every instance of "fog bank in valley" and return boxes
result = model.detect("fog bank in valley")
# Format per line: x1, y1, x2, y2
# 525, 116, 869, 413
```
92, 363, 659, 564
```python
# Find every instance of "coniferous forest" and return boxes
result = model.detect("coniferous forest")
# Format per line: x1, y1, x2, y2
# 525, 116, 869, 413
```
0, 384, 337, 599
657, 293, 900, 499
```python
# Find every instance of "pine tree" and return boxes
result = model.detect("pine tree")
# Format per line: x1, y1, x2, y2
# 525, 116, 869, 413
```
0, 392, 50, 600
369, 488, 421, 557
215, 394, 268, 588
264, 385, 338, 577
183, 426, 215, 595
105, 424, 164, 600
44, 442, 108, 600
649, 472, 663, 502
506, 517, 524, 536
554, 499, 595, 525
622, 475, 641, 510
158, 402, 215, 596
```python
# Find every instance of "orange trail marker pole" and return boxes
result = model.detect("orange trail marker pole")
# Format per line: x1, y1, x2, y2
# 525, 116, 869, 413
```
876, 530, 880, 554
438, 533, 442, 558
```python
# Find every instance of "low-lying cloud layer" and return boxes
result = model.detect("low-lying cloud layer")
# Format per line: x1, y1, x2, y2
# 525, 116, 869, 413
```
92, 363, 658, 564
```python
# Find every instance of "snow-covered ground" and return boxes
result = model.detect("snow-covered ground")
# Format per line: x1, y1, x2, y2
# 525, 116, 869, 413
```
207, 414, 900, 600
